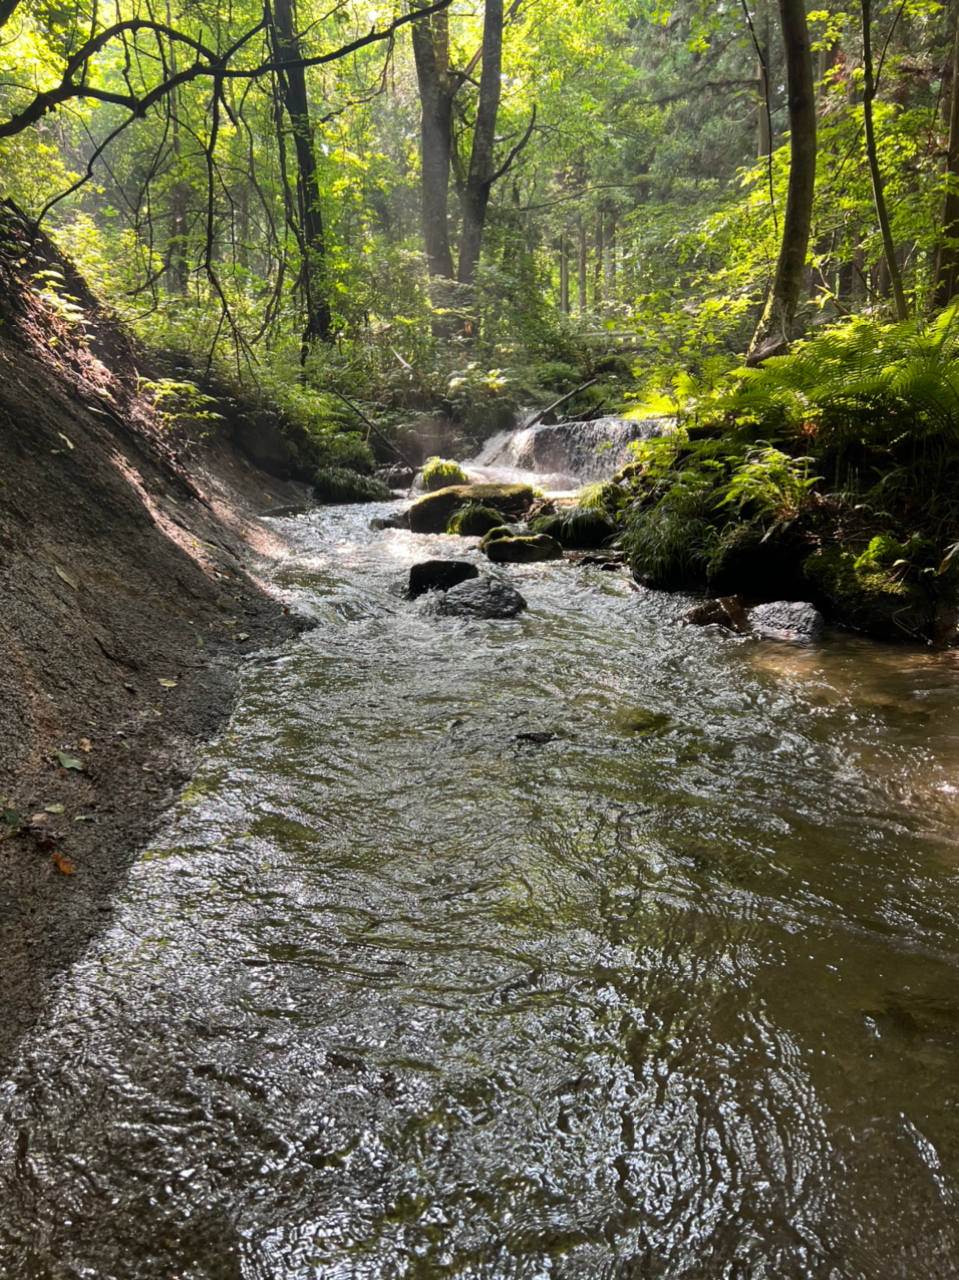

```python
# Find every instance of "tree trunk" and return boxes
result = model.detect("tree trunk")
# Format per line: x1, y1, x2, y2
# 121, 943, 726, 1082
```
749, 0, 817, 357
411, 1, 455, 285
595, 210, 604, 303
577, 217, 587, 311
861, 0, 908, 321
457, 0, 504, 288
165, 2, 189, 294
271, 0, 332, 351
934, 10, 959, 307
559, 236, 569, 312
756, 0, 772, 157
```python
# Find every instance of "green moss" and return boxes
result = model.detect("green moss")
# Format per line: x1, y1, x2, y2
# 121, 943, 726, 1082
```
478, 524, 518, 550
313, 468, 392, 504
422, 456, 468, 492
803, 545, 933, 640
529, 506, 616, 549
408, 483, 535, 534
853, 534, 907, 573
447, 504, 507, 536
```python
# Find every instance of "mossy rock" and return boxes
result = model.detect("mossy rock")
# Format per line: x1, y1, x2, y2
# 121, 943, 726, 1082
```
408, 483, 535, 534
447, 504, 507, 537
802, 545, 934, 641
706, 523, 806, 599
314, 467, 393, 504
479, 525, 520, 550
422, 456, 469, 492
482, 533, 564, 563
530, 506, 616, 550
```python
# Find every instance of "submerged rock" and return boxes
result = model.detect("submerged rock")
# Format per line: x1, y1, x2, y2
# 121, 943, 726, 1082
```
407, 483, 535, 534
747, 600, 824, 642
436, 576, 527, 619
369, 509, 410, 531
408, 559, 479, 599
482, 533, 564, 563
686, 595, 751, 634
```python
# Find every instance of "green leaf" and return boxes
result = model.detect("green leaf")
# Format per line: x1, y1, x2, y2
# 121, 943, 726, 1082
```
57, 752, 84, 771
3, 808, 19, 826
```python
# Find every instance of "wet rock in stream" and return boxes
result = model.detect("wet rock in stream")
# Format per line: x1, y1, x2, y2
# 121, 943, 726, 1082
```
436, 576, 527, 619
408, 559, 480, 598
686, 596, 824, 643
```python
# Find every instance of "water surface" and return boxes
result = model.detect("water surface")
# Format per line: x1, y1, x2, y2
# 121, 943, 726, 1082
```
2, 504, 958, 1278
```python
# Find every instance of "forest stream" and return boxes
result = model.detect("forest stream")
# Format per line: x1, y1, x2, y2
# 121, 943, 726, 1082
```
2, 442, 959, 1278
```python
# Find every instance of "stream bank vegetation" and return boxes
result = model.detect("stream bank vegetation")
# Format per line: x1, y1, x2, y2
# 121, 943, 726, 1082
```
5, 0, 959, 638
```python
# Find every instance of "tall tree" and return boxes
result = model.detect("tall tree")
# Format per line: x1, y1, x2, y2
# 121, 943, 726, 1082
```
860, 0, 908, 321
456, 0, 503, 287
270, 0, 332, 349
749, 0, 816, 356
934, 9, 959, 307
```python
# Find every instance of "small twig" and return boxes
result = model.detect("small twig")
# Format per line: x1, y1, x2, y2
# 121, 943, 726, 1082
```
526, 378, 598, 429
327, 387, 416, 472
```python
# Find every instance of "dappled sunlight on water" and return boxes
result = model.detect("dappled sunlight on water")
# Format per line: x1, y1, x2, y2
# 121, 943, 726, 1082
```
2, 501, 959, 1277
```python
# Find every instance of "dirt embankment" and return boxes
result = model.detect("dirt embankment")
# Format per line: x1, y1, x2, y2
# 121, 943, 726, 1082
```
0, 204, 309, 1070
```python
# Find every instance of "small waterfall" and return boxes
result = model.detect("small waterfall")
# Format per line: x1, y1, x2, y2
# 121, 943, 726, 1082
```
467, 414, 668, 490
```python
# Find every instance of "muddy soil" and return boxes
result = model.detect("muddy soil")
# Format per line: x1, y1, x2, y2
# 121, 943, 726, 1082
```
0, 205, 310, 1071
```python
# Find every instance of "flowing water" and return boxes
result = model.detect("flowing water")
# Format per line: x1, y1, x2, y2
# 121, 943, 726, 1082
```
2, 495, 959, 1278
466, 416, 664, 490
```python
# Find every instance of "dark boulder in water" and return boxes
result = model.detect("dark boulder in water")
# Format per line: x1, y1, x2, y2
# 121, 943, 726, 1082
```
437, 576, 527, 619
408, 559, 479, 599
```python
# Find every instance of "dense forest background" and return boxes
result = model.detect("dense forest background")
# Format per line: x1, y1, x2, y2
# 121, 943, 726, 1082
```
7, 0, 959, 643
3, 0, 958, 422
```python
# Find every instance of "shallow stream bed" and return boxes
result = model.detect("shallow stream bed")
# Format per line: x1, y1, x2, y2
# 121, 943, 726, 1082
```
2, 503, 959, 1278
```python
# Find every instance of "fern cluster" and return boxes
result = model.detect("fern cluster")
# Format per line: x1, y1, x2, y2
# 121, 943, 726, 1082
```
705, 305, 959, 446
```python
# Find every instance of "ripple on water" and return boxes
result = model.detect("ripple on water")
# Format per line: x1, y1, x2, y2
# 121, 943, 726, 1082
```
1, 503, 959, 1278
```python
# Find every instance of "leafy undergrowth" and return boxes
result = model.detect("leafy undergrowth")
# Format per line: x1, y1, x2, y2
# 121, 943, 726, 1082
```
613, 308, 959, 641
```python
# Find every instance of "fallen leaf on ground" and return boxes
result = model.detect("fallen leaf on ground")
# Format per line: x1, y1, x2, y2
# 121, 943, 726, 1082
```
57, 432, 74, 450
3, 808, 20, 825
55, 566, 79, 589
52, 851, 75, 875
31, 813, 48, 824
74, 815, 94, 822
235, 633, 250, 641
57, 752, 84, 771
46, 803, 65, 813
79, 738, 92, 752
158, 679, 178, 688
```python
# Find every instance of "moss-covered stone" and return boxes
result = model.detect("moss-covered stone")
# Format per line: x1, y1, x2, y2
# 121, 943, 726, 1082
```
446, 504, 507, 536
529, 506, 616, 550
482, 533, 564, 563
408, 483, 535, 534
478, 525, 519, 551
802, 545, 934, 641
422, 456, 469, 492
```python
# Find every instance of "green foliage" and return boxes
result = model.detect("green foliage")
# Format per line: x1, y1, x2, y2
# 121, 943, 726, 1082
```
717, 446, 819, 522
313, 468, 391, 504
310, 431, 375, 475
621, 466, 720, 588
139, 378, 222, 436
422, 456, 469, 491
